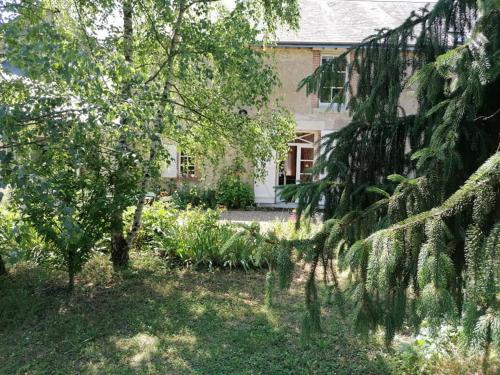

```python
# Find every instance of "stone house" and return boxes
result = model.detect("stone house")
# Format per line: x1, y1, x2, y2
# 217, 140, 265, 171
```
162, 0, 436, 206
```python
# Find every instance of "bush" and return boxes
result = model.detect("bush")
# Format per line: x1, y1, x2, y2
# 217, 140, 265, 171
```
170, 184, 217, 209
214, 159, 254, 210
169, 159, 254, 210
0, 206, 49, 269
216, 176, 254, 209
136, 202, 271, 269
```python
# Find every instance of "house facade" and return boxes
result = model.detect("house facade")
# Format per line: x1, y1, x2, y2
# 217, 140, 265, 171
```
163, 0, 435, 207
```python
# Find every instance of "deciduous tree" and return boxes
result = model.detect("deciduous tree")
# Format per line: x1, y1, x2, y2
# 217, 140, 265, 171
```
0, 0, 298, 280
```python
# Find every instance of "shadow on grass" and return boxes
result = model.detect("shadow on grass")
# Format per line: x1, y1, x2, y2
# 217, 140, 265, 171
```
0, 255, 391, 375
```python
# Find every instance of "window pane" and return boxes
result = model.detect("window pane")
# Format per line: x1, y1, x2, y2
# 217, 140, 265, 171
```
321, 56, 333, 64
332, 88, 345, 103
179, 153, 196, 177
319, 86, 331, 103
332, 72, 346, 87
285, 146, 297, 176
299, 174, 312, 182
300, 161, 313, 173
301, 147, 314, 160
320, 56, 347, 104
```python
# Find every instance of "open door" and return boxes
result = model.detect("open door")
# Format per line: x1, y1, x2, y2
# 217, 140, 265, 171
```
277, 132, 316, 202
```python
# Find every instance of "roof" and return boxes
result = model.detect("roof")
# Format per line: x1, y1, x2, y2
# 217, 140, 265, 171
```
275, 0, 438, 46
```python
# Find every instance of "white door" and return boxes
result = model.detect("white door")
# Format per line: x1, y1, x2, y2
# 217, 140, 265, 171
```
255, 132, 317, 205
276, 132, 317, 202
296, 144, 314, 183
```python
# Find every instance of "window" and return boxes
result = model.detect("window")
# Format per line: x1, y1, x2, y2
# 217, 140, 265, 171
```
179, 153, 196, 178
319, 55, 347, 105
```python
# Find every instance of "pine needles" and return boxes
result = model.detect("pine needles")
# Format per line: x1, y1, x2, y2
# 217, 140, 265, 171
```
278, 0, 500, 357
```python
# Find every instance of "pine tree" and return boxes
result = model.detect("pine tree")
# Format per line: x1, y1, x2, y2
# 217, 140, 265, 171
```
275, 0, 500, 356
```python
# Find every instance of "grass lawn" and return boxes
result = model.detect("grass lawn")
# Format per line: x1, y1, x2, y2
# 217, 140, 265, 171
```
0, 253, 391, 374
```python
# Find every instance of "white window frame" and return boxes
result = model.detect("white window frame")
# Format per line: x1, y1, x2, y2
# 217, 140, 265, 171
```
319, 54, 349, 109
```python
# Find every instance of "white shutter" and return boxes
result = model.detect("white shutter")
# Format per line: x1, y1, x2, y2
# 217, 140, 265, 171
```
161, 145, 177, 178
254, 157, 277, 205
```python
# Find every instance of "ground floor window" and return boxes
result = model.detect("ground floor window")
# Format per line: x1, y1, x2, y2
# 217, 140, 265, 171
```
179, 153, 196, 178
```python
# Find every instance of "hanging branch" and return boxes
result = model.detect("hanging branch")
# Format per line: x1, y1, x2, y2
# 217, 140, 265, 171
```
366, 152, 500, 241
281, 0, 500, 347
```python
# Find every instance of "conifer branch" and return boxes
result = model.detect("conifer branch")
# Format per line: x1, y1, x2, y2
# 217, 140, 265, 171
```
366, 153, 500, 241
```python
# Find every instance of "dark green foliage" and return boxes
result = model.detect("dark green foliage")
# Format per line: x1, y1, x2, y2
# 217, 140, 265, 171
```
302, 252, 322, 337
0, 85, 117, 289
276, 241, 295, 290
216, 161, 255, 209
216, 177, 254, 209
278, 0, 500, 353
264, 270, 275, 306
171, 184, 218, 209
0, 206, 45, 268
170, 163, 255, 210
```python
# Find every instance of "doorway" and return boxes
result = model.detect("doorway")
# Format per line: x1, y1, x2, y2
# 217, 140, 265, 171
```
277, 132, 316, 201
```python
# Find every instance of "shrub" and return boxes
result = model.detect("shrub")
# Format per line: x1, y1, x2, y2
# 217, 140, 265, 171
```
215, 159, 254, 210
170, 184, 217, 209
0, 206, 49, 269
216, 176, 254, 209
169, 159, 254, 210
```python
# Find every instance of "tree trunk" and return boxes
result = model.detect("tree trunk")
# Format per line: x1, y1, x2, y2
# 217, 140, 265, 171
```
127, 195, 146, 249
0, 254, 7, 276
127, 3, 186, 247
110, 0, 134, 269
111, 209, 129, 269
127, 147, 157, 248
123, 0, 133, 63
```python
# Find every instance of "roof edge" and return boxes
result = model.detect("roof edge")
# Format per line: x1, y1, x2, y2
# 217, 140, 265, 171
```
275, 41, 354, 49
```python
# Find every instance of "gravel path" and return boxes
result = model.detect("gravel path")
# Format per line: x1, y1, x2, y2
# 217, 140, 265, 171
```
219, 210, 294, 223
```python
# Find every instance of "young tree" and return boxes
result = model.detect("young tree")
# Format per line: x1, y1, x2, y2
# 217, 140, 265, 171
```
278, 0, 499, 358
0, 73, 117, 289
0, 0, 299, 275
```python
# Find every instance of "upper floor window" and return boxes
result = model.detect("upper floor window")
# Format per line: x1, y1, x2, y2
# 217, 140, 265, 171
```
319, 55, 348, 106
179, 153, 196, 178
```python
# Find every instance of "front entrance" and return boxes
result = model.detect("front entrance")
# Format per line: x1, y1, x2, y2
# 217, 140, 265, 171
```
277, 132, 316, 202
